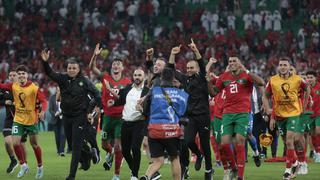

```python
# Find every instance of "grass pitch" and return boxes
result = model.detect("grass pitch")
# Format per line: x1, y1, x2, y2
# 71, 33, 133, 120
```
0, 132, 319, 180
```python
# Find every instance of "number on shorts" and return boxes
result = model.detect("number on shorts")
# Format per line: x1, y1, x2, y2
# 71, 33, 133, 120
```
220, 125, 224, 135
12, 126, 18, 134
214, 131, 218, 139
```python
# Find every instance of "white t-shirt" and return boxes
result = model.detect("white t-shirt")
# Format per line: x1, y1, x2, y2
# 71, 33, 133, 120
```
122, 85, 144, 121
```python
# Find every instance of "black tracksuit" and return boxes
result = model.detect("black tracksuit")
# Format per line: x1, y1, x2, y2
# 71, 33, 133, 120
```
0, 89, 15, 137
42, 61, 101, 179
172, 59, 212, 171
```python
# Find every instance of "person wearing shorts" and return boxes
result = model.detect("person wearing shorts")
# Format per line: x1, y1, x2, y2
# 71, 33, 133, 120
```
265, 58, 309, 179
0, 65, 48, 179
209, 56, 265, 180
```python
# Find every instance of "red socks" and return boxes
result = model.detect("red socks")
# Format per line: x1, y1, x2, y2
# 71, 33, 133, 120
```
219, 147, 229, 170
221, 144, 237, 170
14, 144, 25, 165
102, 141, 113, 153
235, 144, 245, 179
210, 136, 221, 161
114, 148, 123, 175
295, 148, 306, 162
286, 149, 295, 168
316, 135, 320, 153
33, 146, 42, 167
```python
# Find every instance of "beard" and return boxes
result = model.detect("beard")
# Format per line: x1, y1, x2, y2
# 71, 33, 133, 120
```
134, 79, 142, 86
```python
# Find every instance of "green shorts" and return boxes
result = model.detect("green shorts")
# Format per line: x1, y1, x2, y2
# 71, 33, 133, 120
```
12, 122, 38, 136
221, 113, 249, 137
213, 117, 222, 143
309, 116, 320, 132
276, 116, 300, 136
101, 116, 122, 141
300, 113, 312, 132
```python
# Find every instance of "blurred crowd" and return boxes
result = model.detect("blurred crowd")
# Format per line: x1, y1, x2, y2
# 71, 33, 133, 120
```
0, 0, 319, 98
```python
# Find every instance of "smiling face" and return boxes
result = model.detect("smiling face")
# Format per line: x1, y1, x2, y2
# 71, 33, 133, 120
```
67, 63, 80, 78
111, 60, 124, 75
153, 59, 165, 74
228, 57, 240, 73
17, 71, 28, 85
186, 60, 199, 76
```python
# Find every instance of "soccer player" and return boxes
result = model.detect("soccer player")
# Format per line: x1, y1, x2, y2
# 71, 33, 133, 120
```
209, 56, 265, 180
89, 43, 131, 180
0, 65, 48, 179
206, 58, 236, 178
264, 58, 310, 180
306, 70, 320, 162
0, 70, 18, 173
206, 57, 222, 167
295, 71, 312, 174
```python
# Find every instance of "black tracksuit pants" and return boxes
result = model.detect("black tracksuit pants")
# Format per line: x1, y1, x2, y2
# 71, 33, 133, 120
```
121, 120, 145, 177
63, 113, 89, 178
185, 114, 212, 170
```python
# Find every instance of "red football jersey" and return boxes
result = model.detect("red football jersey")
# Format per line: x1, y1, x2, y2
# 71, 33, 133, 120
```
209, 98, 215, 120
311, 82, 320, 117
101, 73, 131, 117
215, 71, 253, 114
213, 90, 225, 119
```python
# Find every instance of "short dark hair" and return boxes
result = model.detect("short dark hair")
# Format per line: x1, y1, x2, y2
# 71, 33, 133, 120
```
279, 57, 291, 63
156, 57, 167, 63
161, 67, 174, 82
299, 72, 306, 76
112, 57, 123, 64
16, 65, 29, 73
67, 58, 80, 66
306, 70, 317, 77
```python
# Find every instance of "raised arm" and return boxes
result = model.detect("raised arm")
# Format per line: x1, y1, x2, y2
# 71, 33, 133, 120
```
89, 43, 103, 78
41, 50, 64, 84
169, 45, 181, 65
188, 38, 202, 60
301, 80, 310, 112
188, 38, 205, 75
206, 57, 218, 73
145, 48, 154, 87
238, 61, 265, 86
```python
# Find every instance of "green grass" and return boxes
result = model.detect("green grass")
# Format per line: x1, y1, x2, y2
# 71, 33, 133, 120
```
0, 132, 319, 179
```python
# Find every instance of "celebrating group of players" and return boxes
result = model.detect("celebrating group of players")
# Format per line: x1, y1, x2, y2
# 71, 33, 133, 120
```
0, 38, 319, 180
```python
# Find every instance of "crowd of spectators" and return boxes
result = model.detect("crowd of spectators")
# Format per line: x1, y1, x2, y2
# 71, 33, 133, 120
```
0, 0, 319, 98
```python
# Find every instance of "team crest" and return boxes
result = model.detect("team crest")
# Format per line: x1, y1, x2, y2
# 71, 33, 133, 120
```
79, 81, 84, 86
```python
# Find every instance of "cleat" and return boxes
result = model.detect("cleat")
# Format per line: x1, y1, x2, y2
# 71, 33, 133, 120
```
7, 159, 18, 174
17, 163, 29, 178
35, 166, 43, 179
